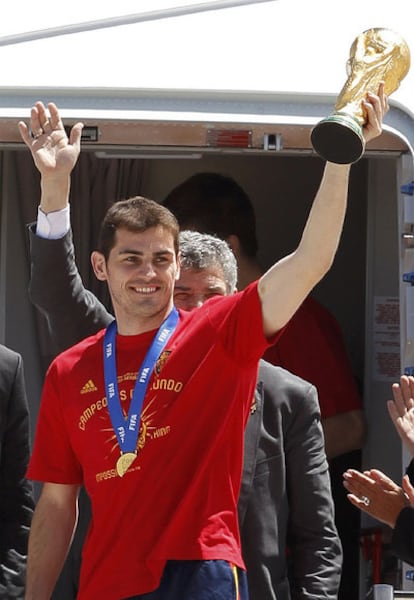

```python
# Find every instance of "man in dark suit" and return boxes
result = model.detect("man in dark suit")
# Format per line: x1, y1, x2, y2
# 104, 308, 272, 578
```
0, 344, 34, 599
28, 223, 342, 599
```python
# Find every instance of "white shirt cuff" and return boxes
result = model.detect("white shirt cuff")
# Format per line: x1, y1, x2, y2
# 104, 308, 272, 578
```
36, 205, 70, 239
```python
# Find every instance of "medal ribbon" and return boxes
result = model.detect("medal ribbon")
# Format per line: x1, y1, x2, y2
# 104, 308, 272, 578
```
103, 307, 179, 455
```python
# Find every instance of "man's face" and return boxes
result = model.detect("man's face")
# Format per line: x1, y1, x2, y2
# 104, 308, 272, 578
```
174, 264, 229, 311
92, 226, 179, 332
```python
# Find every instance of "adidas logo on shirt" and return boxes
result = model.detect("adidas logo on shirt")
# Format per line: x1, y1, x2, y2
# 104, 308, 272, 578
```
81, 379, 98, 394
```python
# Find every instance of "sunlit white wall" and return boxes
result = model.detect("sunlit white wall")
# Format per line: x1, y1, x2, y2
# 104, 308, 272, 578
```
0, 0, 413, 114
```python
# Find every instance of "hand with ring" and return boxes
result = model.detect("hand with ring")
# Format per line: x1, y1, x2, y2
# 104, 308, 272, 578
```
30, 128, 43, 140
17, 101, 84, 212
343, 468, 409, 528
18, 101, 83, 180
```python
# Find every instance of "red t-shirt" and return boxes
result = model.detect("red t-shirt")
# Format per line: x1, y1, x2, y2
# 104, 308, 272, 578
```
28, 282, 274, 600
263, 295, 362, 418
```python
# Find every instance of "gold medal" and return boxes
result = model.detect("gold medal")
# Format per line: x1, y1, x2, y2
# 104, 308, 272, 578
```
116, 452, 137, 477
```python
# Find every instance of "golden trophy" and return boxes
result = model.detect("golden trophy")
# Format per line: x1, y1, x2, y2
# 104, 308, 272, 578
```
311, 28, 410, 164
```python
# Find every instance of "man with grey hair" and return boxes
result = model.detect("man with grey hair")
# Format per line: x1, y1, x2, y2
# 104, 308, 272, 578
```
174, 231, 237, 306
29, 224, 341, 599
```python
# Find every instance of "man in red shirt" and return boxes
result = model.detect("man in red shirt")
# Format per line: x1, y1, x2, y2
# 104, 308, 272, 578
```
21, 89, 386, 600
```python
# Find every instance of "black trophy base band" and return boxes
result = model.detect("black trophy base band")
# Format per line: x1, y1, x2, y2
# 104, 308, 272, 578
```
311, 120, 365, 164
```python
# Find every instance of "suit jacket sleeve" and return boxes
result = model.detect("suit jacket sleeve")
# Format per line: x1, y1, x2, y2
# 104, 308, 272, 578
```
406, 459, 414, 484
240, 361, 342, 600
283, 370, 342, 599
28, 224, 113, 353
392, 506, 414, 566
0, 347, 34, 596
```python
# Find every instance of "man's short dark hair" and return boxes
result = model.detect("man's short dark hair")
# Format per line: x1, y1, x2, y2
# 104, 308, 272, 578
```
163, 173, 258, 258
98, 196, 179, 259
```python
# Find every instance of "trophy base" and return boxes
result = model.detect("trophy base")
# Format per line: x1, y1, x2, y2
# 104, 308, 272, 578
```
311, 114, 366, 164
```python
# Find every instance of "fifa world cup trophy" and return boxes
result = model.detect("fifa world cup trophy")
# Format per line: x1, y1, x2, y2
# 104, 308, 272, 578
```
311, 28, 410, 164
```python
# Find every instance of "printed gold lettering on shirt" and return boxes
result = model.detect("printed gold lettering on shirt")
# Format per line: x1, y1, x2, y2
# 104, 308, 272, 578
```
77, 378, 183, 432
151, 378, 183, 392
118, 372, 137, 383
151, 426, 171, 439
78, 396, 108, 430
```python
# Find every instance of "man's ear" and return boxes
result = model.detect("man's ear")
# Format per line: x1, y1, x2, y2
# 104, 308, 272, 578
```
226, 234, 241, 257
91, 251, 108, 281
175, 252, 181, 281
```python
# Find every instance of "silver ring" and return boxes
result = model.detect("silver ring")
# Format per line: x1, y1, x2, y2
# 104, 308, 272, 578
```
360, 495, 370, 507
31, 129, 43, 139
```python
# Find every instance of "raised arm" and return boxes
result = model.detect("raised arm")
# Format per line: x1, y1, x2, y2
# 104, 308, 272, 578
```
259, 85, 388, 336
28, 225, 113, 353
20, 102, 113, 353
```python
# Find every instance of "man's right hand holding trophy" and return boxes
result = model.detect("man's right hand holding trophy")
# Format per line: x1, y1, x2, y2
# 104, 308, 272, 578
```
311, 28, 410, 164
